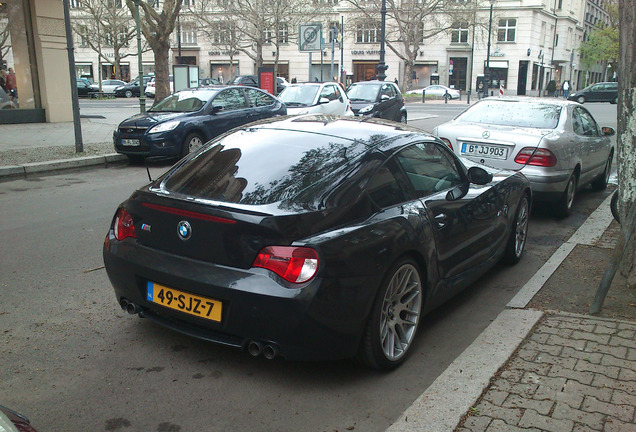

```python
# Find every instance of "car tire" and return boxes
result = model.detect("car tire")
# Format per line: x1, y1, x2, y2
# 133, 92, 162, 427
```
577, 96, 585, 104
591, 152, 613, 191
611, 96, 618, 104
357, 257, 423, 370
399, 113, 407, 124
181, 132, 204, 158
503, 195, 530, 265
124, 90, 133, 98
556, 173, 577, 218
610, 190, 620, 223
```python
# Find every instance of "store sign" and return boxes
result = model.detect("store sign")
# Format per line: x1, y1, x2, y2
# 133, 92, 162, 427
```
208, 50, 239, 56
351, 50, 381, 55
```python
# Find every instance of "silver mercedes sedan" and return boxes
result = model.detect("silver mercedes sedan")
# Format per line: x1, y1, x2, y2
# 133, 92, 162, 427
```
432, 98, 614, 217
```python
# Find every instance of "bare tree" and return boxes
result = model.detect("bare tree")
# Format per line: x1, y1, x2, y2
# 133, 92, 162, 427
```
0, 4, 11, 69
616, 0, 636, 286
342, 0, 480, 90
72, 0, 140, 84
125, 0, 182, 101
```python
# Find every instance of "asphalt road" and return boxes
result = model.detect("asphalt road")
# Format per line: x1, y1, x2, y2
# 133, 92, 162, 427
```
0, 100, 617, 431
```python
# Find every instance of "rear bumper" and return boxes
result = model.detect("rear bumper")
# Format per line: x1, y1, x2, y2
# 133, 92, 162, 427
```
103, 235, 373, 361
519, 166, 570, 196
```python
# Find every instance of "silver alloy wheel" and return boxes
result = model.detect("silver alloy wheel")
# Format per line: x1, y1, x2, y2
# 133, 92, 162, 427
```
125, 90, 133, 98
400, 113, 407, 124
188, 135, 204, 153
577, 96, 585, 104
514, 198, 529, 257
379, 263, 422, 361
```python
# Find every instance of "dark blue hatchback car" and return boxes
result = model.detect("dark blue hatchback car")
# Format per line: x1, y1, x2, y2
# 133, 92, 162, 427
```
113, 86, 286, 160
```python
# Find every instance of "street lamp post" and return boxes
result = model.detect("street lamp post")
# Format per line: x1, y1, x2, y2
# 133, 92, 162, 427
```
376, 0, 388, 81
484, 0, 495, 98
133, 0, 146, 113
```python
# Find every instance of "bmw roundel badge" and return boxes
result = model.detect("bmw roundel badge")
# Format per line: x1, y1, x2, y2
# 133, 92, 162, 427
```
177, 220, 192, 240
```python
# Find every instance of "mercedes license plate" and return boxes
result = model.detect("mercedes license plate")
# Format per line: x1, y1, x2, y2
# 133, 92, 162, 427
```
461, 142, 508, 160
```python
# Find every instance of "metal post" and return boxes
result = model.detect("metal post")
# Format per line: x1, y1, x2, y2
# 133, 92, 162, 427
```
309, 52, 312, 82
340, 16, 345, 84
134, 0, 145, 112
177, 13, 182, 64
376, 0, 388, 81
62, 0, 83, 153
484, 0, 495, 99
330, 27, 336, 81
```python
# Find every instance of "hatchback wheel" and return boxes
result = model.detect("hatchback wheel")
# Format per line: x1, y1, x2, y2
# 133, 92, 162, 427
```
358, 258, 423, 370
577, 96, 585, 104
556, 173, 577, 218
503, 195, 529, 264
591, 153, 612, 191
181, 133, 204, 158
399, 113, 407, 124
124, 90, 133, 98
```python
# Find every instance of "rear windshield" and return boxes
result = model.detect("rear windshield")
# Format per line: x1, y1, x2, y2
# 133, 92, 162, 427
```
456, 100, 562, 129
160, 129, 360, 207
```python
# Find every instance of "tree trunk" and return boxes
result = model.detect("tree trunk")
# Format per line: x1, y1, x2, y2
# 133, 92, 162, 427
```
153, 39, 171, 101
617, 0, 636, 287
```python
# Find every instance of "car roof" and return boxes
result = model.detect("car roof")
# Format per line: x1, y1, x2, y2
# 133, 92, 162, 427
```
474, 96, 579, 107
239, 115, 432, 149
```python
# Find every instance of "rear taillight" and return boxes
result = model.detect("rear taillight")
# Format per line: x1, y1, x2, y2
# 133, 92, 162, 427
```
252, 246, 318, 283
113, 208, 136, 241
514, 147, 557, 167
440, 138, 453, 151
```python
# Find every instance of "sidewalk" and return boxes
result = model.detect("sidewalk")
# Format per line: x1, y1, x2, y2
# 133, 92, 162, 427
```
387, 194, 636, 432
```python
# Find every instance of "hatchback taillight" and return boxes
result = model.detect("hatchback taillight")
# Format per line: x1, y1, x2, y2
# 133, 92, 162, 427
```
514, 147, 557, 167
114, 208, 136, 241
252, 246, 318, 283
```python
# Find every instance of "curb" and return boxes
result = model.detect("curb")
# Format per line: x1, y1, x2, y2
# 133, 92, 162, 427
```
385, 192, 614, 432
0, 153, 127, 179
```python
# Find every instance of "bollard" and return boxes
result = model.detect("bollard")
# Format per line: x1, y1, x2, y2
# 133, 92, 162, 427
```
467, 90, 471, 104
459, 90, 462, 101
444, 90, 449, 103
422, 89, 425, 103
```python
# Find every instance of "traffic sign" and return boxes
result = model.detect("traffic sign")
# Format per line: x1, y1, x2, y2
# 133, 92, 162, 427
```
299, 24, 322, 52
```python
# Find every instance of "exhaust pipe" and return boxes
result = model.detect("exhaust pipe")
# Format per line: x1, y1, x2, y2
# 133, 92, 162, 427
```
120, 298, 129, 310
263, 345, 278, 360
247, 341, 263, 357
126, 302, 140, 315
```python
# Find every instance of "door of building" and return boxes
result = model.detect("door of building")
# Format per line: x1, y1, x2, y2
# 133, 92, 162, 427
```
448, 57, 467, 90
517, 61, 529, 95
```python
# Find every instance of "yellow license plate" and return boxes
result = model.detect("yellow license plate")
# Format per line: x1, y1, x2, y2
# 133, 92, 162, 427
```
146, 282, 222, 322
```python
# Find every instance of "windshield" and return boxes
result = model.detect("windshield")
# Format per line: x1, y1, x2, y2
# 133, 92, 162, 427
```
278, 85, 319, 106
347, 84, 380, 102
456, 100, 562, 129
149, 90, 215, 112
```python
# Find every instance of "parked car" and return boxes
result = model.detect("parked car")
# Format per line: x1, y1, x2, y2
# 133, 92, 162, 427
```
406, 85, 460, 100
75, 78, 98, 97
199, 77, 221, 86
104, 115, 531, 370
231, 75, 258, 87
114, 75, 154, 98
567, 81, 618, 104
145, 75, 174, 98
276, 77, 289, 94
113, 86, 286, 160
89, 79, 127, 94
346, 80, 407, 123
432, 98, 614, 217
278, 82, 353, 116
0, 404, 40, 432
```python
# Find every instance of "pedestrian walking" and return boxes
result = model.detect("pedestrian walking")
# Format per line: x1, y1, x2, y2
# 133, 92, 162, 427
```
562, 80, 570, 99
6, 67, 17, 99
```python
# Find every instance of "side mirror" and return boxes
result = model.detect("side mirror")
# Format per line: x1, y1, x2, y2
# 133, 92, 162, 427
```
467, 166, 493, 185
445, 185, 466, 201
602, 126, 616, 136
380, 94, 390, 101
318, 97, 330, 105
211, 105, 223, 113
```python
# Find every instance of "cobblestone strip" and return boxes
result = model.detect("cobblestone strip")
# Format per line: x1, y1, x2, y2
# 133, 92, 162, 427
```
455, 313, 636, 432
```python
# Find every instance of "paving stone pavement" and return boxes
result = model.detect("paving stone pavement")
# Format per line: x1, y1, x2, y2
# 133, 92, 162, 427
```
456, 313, 636, 432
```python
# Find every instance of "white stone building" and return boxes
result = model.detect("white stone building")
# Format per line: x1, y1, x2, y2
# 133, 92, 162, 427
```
70, 0, 607, 96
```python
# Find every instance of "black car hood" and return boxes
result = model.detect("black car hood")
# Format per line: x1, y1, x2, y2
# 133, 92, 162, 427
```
118, 111, 197, 128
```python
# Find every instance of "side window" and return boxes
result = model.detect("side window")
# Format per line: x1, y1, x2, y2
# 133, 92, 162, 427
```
213, 89, 248, 111
381, 84, 393, 98
366, 161, 407, 208
245, 88, 275, 107
576, 108, 599, 136
396, 143, 463, 198
320, 85, 337, 101
571, 109, 585, 135
333, 85, 342, 100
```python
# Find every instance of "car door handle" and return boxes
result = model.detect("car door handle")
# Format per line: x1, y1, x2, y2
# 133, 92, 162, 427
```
434, 213, 447, 229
